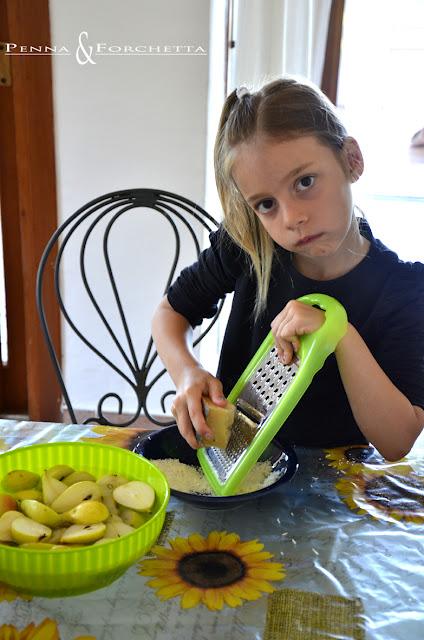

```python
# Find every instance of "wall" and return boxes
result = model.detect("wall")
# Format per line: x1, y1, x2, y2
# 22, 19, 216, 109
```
49, 0, 211, 419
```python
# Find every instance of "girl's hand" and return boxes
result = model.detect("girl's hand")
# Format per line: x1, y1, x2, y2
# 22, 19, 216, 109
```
170, 365, 227, 449
271, 300, 325, 364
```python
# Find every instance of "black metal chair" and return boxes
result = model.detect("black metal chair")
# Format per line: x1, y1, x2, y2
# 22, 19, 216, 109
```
36, 188, 223, 427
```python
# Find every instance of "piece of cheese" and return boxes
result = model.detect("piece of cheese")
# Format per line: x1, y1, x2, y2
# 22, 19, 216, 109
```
200, 397, 236, 449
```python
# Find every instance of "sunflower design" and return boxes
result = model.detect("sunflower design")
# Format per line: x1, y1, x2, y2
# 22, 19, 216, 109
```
0, 582, 32, 602
81, 425, 141, 449
138, 530, 285, 610
0, 618, 96, 639
325, 445, 411, 475
336, 469, 424, 523
0, 618, 59, 640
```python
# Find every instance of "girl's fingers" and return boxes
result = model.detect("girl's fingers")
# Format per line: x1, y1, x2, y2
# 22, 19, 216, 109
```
171, 373, 225, 449
270, 309, 289, 334
187, 396, 213, 440
291, 336, 300, 354
175, 404, 200, 449
276, 338, 294, 364
208, 379, 226, 406
271, 301, 325, 345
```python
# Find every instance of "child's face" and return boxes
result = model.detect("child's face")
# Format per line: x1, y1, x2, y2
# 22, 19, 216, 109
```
232, 134, 359, 260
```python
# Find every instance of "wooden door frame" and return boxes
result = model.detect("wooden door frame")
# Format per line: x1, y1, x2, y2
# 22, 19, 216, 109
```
321, 0, 345, 104
0, 2, 27, 415
0, 0, 61, 421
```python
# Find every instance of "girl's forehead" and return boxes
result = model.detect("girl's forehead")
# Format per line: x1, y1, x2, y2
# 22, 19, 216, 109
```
235, 134, 324, 163
232, 135, 331, 188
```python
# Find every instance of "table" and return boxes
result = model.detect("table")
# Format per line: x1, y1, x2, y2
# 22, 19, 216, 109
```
0, 420, 423, 640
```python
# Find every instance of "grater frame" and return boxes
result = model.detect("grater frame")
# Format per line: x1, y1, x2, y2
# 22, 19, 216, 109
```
197, 293, 347, 496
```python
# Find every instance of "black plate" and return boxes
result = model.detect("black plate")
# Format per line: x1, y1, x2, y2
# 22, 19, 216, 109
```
134, 425, 298, 509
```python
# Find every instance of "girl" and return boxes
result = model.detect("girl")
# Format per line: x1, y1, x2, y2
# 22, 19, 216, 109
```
152, 77, 424, 460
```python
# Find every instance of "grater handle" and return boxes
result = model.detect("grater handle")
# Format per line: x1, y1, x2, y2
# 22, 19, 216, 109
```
296, 293, 348, 363
198, 293, 347, 496
227, 294, 347, 406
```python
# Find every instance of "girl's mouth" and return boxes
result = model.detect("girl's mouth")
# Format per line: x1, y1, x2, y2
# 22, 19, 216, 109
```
296, 233, 323, 247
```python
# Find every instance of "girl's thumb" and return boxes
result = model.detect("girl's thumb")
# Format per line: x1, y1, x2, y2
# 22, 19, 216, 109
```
209, 380, 226, 406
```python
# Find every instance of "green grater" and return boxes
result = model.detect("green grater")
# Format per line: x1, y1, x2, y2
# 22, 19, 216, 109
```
197, 293, 348, 496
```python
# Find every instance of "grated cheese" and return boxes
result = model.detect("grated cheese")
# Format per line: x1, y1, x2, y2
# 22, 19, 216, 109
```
151, 458, 280, 496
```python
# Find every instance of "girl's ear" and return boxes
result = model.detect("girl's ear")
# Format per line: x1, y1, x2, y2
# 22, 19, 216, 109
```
342, 137, 364, 182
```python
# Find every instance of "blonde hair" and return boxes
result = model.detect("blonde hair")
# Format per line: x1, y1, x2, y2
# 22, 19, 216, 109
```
214, 77, 348, 320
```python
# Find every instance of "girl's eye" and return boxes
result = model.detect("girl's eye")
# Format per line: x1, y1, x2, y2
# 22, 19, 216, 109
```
295, 175, 315, 192
255, 198, 275, 214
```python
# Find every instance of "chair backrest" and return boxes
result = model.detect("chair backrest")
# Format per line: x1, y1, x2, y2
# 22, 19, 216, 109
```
36, 188, 222, 427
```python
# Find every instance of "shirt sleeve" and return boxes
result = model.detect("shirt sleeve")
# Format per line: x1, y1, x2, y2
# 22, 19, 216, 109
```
372, 262, 424, 409
167, 225, 246, 328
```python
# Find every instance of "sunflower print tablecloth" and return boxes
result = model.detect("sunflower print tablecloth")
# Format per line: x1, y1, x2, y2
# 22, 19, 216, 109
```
0, 420, 424, 640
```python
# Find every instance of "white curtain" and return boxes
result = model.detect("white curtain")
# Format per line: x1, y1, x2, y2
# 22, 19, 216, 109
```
229, 0, 332, 91
200, 0, 333, 370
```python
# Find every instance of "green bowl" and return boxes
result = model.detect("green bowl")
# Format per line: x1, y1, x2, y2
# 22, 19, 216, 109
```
0, 441, 170, 597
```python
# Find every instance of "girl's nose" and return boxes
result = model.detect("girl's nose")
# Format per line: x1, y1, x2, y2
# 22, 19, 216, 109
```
282, 204, 308, 229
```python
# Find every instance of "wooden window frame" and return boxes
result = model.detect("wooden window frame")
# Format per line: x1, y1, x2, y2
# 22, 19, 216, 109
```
321, 0, 345, 104
0, 0, 61, 421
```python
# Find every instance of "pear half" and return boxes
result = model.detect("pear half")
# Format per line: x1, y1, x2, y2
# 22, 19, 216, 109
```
0, 510, 25, 542
50, 481, 102, 513
11, 516, 51, 544
3, 470, 40, 492
20, 499, 62, 528
63, 500, 109, 525
60, 523, 106, 544
113, 481, 155, 512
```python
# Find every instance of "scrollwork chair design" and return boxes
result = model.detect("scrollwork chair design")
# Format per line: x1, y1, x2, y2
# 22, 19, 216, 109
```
36, 189, 222, 427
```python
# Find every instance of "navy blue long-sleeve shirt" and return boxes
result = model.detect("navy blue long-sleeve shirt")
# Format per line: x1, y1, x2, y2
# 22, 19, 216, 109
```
167, 220, 424, 447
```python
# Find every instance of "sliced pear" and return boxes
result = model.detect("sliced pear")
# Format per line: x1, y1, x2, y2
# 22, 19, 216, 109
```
50, 481, 102, 513
105, 514, 123, 524
101, 489, 119, 516
103, 519, 135, 539
0, 510, 25, 542
20, 542, 54, 549
20, 499, 62, 528
103, 522, 119, 538
98, 478, 121, 516
0, 493, 18, 515
111, 520, 135, 537
63, 470, 96, 486
59, 544, 85, 549
11, 516, 51, 544
60, 523, 106, 544
49, 527, 67, 544
41, 471, 67, 506
97, 474, 128, 492
63, 500, 109, 525
14, 488, 43, 502
113, 481, 155, 512
119, 507, 148, 528
3, 470, 40, 492
46, 464, 75, 480
51, 544, 73, 550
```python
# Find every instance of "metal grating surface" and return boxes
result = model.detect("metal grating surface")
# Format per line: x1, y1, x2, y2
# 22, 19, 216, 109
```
205, 346, 299, 484
239, 346, 299, 415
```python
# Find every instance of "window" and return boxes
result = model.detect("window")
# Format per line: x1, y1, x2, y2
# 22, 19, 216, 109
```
337, 0, 424, 262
